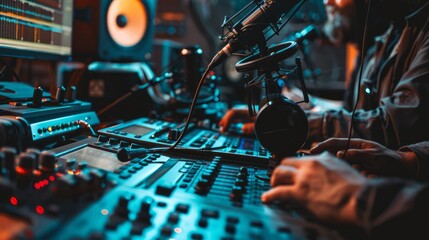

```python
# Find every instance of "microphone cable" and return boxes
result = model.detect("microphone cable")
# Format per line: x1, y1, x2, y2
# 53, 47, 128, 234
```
342, 0, 372, 159
118, 57, 229, 162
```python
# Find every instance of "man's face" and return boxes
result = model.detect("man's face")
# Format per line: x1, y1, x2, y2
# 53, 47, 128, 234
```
322, 0, 357, 45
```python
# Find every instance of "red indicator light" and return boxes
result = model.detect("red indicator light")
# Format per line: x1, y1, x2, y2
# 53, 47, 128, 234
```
10, 196, 18, 206
49, 176, 55, 181
36, 205, 45, 214
34, 183, 41, 189
43, 179, 49, 185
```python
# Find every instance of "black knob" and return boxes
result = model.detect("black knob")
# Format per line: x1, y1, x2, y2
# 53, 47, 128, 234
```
89, 169, 107, 191
67, 85, 77, 102
140, 197, 154, 212
2, 147, 17, 173
0, 152, 4, 175
26, 148, 41, 169
55, 86, 66, 103
98, 135, 109, 143
239, 167, 248, 175
230, 186, 245, 200
115, 195, 133, 218
136, 197, 154, 223
201, 172, 214, 181
195, 179, 210, 194
119, 141, 130, 148
237, 172, 248, 180
32, 87, 43, 107
17, 153, 35, 174
39, 151, 57, 173
168, 129, 181, 141
235, 179, 247, 187
109, 138, 120, 145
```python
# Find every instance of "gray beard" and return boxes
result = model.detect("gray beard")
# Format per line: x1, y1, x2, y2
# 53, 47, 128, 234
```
322, 12, 353, 46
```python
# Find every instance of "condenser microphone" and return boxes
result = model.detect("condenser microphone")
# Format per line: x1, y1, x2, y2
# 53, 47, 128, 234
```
209, 0, 305, 68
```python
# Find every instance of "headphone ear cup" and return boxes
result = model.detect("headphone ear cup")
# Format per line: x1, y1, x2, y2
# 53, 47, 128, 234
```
255, 94, 308, 157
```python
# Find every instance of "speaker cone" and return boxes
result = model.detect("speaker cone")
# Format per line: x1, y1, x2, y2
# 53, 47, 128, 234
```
107, 0, 148, 47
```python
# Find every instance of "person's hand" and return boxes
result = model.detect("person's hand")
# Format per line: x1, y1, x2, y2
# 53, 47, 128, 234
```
218, 107, 255, 135
310, 138, 418, 179
262, 152, 365, 225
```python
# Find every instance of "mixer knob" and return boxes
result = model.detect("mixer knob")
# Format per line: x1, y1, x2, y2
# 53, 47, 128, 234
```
109, 138, 120, 145
98, 135, 109, 143
0, 152, 4, 175
39, 151, 57, 173
55, 86, 66, 103
140, 197, 154, 212
239, 167, 248, 175
136, 197, 154, 224
230, 186, 245, 201
195, 179, 210, 194
235, 179, 247, 187
52, 175, 77, 196
67, 85, 77, 102
201, 172, 214, 181
2, 147, 17, 174
167, 129, 181, 141
32, 86, 44, 107
167, 212, 180, 224
115, 194, 133, 218
26, 148, 41, 168
17, 153, 36, 174
89, 169, 107, 191
237, 172, 248, 180
120, 141, 130, 148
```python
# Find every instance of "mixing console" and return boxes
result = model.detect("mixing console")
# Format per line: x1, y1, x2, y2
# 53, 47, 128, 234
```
51, 185, 342, 240
0, 136, 346, 239
0, 144, 110, 239
50, 138, 343, 240
97, 117, 271, 164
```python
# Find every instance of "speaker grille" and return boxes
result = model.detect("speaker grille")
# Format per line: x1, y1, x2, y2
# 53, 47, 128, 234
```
107, 0, 148, 47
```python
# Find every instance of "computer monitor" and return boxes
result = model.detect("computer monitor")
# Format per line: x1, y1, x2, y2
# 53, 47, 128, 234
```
0, 0, 73, 60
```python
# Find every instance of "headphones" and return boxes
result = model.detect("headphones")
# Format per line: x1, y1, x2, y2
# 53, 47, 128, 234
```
0, 116, 31, 152
254, 94, 308, 157
235, 41, 309, 158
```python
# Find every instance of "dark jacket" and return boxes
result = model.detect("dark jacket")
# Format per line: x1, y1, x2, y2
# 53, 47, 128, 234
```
307, 2, 429, 149
356, 178, 429, 239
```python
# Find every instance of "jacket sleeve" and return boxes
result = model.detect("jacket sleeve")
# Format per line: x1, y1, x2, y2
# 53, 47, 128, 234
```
355, 178, 429, 239
307, 32, 429, 148
399, 141, 429, 181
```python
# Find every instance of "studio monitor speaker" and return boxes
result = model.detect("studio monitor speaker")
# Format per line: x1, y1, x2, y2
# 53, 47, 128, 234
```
73, 0, 156, 62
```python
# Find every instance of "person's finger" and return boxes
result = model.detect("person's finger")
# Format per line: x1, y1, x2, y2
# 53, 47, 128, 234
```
242, 122, 255, 135
280, 156, 305, 168
219, 109, 249, 132
310, 138, 366, 154
270, 165, 297, 187
261, 185, 297, 203
337, 149, 374, 165
280, 153, 329, 168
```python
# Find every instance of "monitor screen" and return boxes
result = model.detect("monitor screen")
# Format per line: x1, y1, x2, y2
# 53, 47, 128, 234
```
0, 0, 73, 60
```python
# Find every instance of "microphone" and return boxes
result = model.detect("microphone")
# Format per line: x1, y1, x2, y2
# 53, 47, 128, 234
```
117, 147, 150, 162
209, 0, 305, 68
